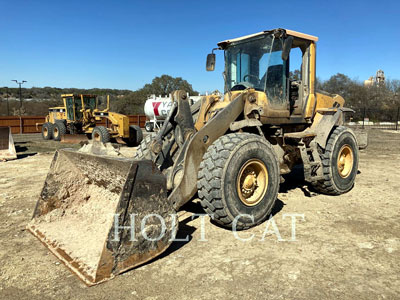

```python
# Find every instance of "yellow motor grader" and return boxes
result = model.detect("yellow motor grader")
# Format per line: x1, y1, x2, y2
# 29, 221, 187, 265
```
27, 28, 366, 285
41, 94, 143, 146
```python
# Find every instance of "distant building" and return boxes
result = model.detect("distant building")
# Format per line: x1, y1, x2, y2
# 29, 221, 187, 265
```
364, 76, 374, 87
376, 69, 385, 85
364, 69, 385, 87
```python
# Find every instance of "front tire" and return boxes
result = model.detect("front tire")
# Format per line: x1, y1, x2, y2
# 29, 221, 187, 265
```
133, 133, 156, 160
312, 126, 359, 195
197, 133, 279, 230
92, 126, 111, 143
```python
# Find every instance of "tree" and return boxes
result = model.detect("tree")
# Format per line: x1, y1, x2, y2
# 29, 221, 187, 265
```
289, 69, 301, 81
111, 75, 198, 115
320, 73, 353, 99
141, 75, 197, 96
316, 73, 400, 122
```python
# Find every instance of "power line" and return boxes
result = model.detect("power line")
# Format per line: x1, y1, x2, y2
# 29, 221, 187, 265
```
12, 80, 27, 114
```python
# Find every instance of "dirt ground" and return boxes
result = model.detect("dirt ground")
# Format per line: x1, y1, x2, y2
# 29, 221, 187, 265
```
0, 130, 399, 299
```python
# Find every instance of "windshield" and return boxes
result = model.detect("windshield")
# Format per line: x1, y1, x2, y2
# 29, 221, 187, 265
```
225, 34, 287, 104
83, 96, 97, 111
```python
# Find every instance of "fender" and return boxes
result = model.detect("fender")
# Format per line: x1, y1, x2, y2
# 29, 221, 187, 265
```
311, 107, 353, 149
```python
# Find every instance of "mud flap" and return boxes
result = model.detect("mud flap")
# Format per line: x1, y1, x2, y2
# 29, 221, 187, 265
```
0, 127, 17, 161
27, 149, 176, 285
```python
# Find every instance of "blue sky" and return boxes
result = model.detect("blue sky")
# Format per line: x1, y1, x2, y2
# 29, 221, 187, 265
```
0, 0, 399, 93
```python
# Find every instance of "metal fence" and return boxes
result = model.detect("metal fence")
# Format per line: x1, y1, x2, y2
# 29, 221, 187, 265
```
0, 115, 147, 134
345, 107, 400, 130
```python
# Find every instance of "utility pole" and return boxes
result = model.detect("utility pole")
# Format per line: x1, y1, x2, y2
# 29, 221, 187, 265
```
12, 79, 27, 112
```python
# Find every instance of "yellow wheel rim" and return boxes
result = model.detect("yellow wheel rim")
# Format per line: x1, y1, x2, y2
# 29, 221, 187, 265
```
236, 159, 268, 206
44, 128, 48, 137
54, 128, 58, 138
337, 144, 354, 178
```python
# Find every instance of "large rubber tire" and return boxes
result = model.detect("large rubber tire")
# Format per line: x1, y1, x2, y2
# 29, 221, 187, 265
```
133, 133, 157, 160
42, 123, 53, 140
311, 126, 359, 195
52, 122, 67, 141
197, 133, 280, 230
92, 126, 111, 143
127, 125, 143, 147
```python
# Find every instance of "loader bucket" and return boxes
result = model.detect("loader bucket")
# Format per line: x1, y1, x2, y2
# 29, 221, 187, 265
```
61, 134, 89, 144
0, 127, 17, 161
27, 149, 176, 286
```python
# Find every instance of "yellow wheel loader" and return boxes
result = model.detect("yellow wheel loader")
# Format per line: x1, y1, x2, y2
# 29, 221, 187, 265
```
41, 94, 143, 146
28, 28, 366, 285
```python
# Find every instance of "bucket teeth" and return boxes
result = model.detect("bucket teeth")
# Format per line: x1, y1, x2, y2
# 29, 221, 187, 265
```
27, 149, 176, 285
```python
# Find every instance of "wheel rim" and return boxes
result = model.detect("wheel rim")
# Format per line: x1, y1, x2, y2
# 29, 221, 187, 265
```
337, 144, 354, 178
94, 132, 101, 141
54, 128, 58, 138
236, 159, 268, 206
44, 128, 48, 137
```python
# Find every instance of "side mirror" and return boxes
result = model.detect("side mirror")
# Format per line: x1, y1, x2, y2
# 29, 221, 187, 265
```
206, 53, 216, 71
281, 36, 294, 61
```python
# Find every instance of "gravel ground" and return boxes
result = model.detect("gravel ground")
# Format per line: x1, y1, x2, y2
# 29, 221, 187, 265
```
0, 129, 399, 299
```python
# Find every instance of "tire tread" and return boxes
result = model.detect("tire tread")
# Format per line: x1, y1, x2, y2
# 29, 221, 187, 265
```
311, 126, 357, 195
197, 133, 276, 230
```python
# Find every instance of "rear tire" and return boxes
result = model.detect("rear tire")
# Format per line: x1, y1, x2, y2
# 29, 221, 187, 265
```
127, 125, 143, 146
52, 122, 66, 141
312, 126, 359, 195
92, 126, 111, 143
197, 133, 279, 230
42, 123, 53, 140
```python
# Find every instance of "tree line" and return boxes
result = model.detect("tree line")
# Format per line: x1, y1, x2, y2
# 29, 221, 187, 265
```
1, 73, 399, 121
0, 75, 197, 116
316, 73, 400, 122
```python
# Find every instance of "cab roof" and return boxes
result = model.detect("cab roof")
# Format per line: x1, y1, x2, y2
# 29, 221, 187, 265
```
217, 28, 318, 48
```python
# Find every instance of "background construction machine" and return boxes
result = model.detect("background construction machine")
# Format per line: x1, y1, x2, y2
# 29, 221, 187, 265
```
41, 94, 143, 146
28, 28, 366, 285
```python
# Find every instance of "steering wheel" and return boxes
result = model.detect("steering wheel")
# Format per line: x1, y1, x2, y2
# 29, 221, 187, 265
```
231, 81, 253, 91
243, 74, 260, 85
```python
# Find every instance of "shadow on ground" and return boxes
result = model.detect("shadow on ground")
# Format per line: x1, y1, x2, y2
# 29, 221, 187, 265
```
280, 165, 320, 197
124, 211, 197, 273
14, 143, 37, 159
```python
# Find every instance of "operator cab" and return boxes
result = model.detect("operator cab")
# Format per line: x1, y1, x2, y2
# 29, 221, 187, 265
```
62, 94, 98, 121
207, 28, 318, 118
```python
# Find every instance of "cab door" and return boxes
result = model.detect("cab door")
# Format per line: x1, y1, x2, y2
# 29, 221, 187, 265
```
74, 98, 83, 121
287, 41, 311, 118
65, 97, 75, 121
261, 48, 290, 119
